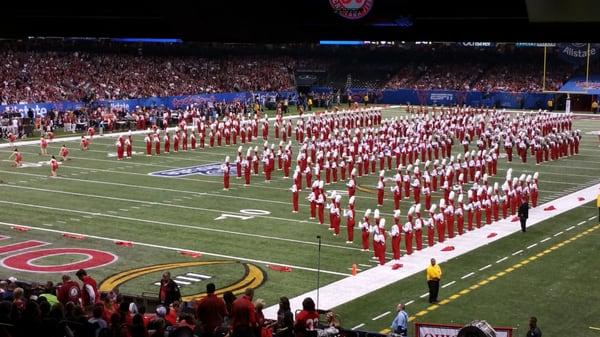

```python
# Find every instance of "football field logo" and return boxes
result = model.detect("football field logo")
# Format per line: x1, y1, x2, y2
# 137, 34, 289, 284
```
99, 260, 266, 301
149, 163, 237, 178
330, 0, 374, 20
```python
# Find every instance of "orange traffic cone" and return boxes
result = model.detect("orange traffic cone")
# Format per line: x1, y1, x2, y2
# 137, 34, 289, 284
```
351, 263, 357, 276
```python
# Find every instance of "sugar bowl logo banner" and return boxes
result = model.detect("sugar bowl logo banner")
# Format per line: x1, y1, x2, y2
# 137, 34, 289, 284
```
149, 163, 237, 178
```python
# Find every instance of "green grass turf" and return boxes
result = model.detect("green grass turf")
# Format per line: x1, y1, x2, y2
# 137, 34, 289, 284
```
332, 201, 600, 336
0, 107, 599, 332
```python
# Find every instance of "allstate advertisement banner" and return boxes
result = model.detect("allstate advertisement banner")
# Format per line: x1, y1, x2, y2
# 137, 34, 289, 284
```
415, 322, 513, 337
557, 43, 600, 64
2, 91, 296, 116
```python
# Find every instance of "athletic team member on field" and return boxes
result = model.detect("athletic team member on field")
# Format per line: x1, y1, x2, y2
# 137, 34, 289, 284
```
49, 155, 59, 177
39, 136, 48, 156
80, 135, 89, 151
59, 144, 69, 161
9, 148, 23, 167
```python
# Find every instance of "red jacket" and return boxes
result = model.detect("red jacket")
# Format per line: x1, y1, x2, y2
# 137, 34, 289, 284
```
231, 295, 256, 329
57, 280, 81, 305
196, 294, 227, 334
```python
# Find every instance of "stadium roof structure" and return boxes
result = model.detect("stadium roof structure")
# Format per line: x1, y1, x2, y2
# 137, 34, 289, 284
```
3, 0, 600, 42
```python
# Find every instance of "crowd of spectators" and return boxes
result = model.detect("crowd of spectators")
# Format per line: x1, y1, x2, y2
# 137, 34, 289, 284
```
0, 50, 295, 105
383, 48, 575, 93
0, 270, 341, 337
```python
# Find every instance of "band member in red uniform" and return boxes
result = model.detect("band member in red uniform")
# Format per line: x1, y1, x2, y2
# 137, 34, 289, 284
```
308, 185, 317, 219
242, 158, 251, 186
116, 139, 124, 161
174, 132, 180, 152
163, 132, 170, 154
40, 137, 48, 156
345, 208, 355, 244
316, 189, 325, 225
49, 155, 59, 177
144, 134, 152, 156
377, 171, 385, 206
59, 144, 70, 161
389, 217, 401, 261
374, 226, 386, 266
359, 209, 371, 251
427, 207, 436, 247
154, 133, 161, 155
80, 136, 89, 151
9, 148, 23, 167
291, 183, 299, 213
403, 221, 413, 255
456, 195, 464, 235
414, 206, 423, 251
222, 156, 230, 191
181, 130, 187, 151
191, 131, 197, 150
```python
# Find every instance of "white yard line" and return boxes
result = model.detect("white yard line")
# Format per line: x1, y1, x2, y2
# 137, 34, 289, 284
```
372, 311, 391, 321
478, 264, 492, 271
351, 324, 365, 330
405, 300, 414, 306
565, 226, 575, 231
526, 243, 538, 249
554, 231, 564, 237
512, 250, 523, 256
441, 281, 456, 288
0, 221, 350, 277
588, 216, 596, 221
496, 257, 508, 263
540, 237, 551, 243
461, 272, 475, 279
419, 293, 429, 298
0, 198, 367, 254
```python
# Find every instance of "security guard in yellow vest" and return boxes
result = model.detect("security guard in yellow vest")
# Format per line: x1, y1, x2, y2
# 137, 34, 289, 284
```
597, 193, 600, 222
426, 258, 442, 303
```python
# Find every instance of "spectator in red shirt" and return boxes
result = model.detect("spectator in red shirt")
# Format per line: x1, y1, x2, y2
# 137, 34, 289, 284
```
196, 283, 227, 337
231, 288, 257, 337
56, 274, 81, 306
294, 297, 320, 337
76, 268, 99, 307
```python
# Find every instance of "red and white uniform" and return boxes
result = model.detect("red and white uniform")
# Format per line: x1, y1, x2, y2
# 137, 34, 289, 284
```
291, 184, 299, 213
144, 135, 152, 156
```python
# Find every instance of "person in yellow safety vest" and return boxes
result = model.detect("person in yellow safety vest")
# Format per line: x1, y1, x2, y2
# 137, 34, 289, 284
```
426, 258, 442, 303
597, 193, 600, 222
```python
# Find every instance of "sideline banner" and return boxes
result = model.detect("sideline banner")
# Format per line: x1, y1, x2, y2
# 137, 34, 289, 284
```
415, 322, 513, 337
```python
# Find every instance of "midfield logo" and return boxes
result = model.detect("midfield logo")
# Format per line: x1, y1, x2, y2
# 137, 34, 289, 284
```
149, 163, 237, 178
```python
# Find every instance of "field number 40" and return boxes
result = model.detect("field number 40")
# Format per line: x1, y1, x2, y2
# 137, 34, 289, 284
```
214, 209, 270, 221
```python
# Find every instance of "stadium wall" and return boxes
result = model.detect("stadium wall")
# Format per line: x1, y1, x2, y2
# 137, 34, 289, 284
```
0, 91, 297, 116
376, 89, 553, 109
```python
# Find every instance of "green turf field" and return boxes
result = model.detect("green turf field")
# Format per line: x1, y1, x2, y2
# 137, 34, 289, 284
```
0, 107, 599, 335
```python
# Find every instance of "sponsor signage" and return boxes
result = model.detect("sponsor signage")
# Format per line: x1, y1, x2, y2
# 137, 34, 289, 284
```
415, 322, 513, 337
149, 163, 237, 178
